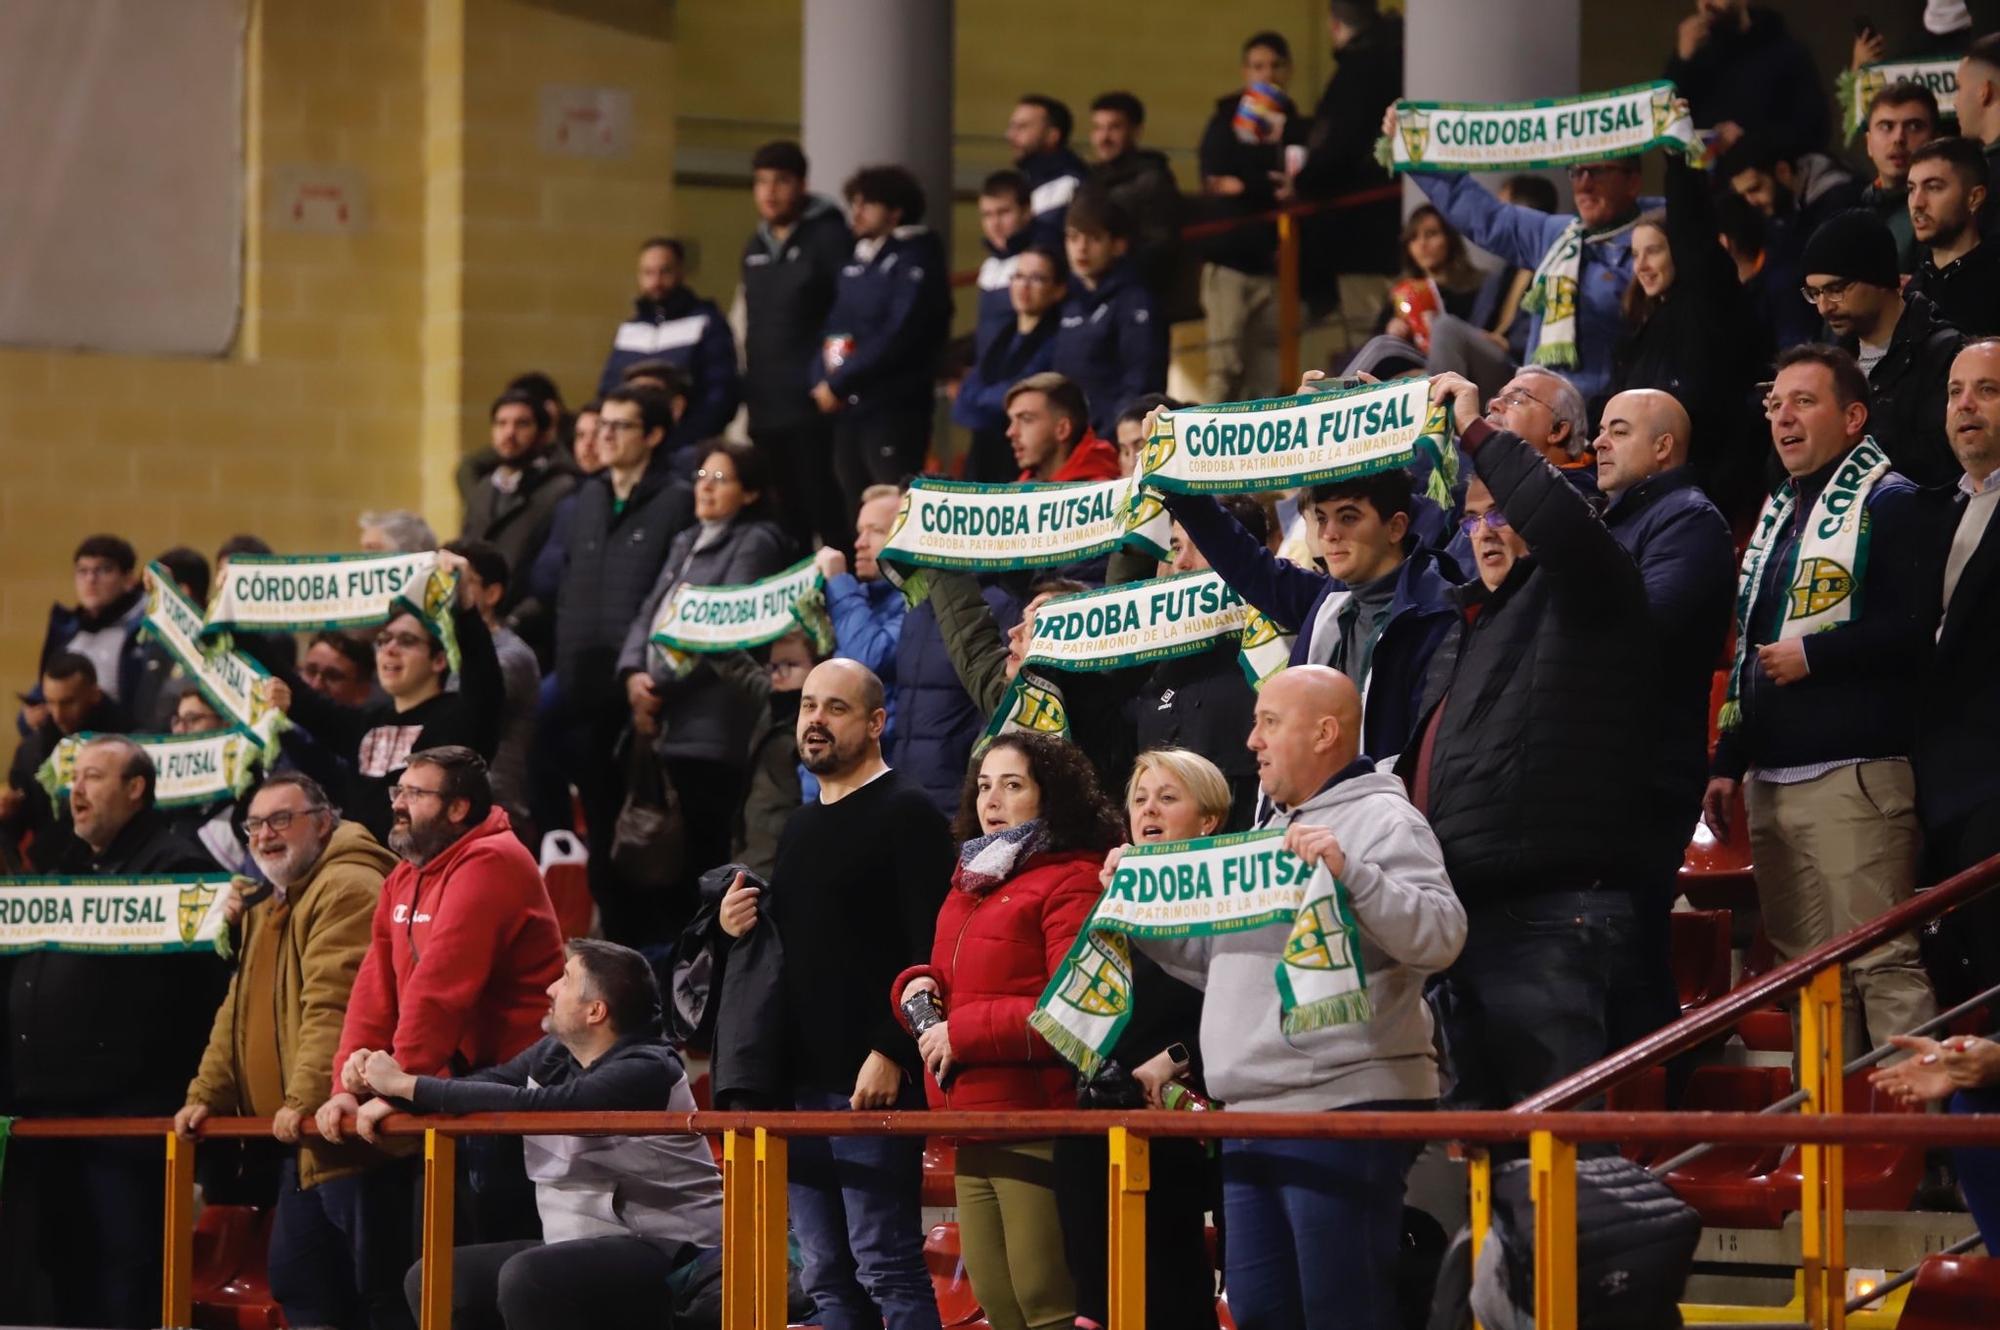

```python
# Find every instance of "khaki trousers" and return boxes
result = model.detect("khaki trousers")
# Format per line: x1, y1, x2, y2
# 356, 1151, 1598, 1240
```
1745, 761, 1936, 1061
1201, 263, 1279, 403
953, 1139, 1074, 1330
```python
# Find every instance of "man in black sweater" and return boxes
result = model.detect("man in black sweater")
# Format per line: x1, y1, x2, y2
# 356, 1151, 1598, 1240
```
4, 736, 223, 1329
1703, 345, 1941, 1059
717, 659, 951, 1330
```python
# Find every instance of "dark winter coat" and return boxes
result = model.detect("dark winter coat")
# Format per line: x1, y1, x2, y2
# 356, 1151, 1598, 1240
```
459, 450, 581, 610
1052, 258, 1168, 436
553, 461, 696, 708
891, 584, 1022, 817
1129, 641, 1260, 830
1663, 6, 1830, 157
1915, 484, 2000, 832
742, 195, 854, 433
597, 286, 742, 441
1194, 87, 1308, 277
1019, 145, 1089, 250
1838, 290, 1965, 488
1909, 239, 2000, 338
818, 226, 952, 420
1296, 19, 1404, 282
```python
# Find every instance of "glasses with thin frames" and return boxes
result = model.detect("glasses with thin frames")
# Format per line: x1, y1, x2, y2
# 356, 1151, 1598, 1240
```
387, 784, 445, 806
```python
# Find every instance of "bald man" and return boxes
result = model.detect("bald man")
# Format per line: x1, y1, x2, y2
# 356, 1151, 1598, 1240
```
1137, 663, 1463, 1330
1591, 389, 1737, 1057
728, 657, 954, 1330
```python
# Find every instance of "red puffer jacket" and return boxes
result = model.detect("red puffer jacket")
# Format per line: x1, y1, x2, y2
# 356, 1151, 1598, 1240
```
892, 847, 1105, 1112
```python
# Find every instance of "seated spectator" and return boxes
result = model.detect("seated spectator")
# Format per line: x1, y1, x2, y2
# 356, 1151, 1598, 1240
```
1166, 467, 1458, 762
1801, 208, 1966, 485
818, 485, 907, 750
7, 735, 223, 1329
1054, 189, 1168, 437
443, 540, 540, 845
316, 744, 564, 1253
155, 544, 212, 607
620, 440, 792, 942
1952, 35, 2000, 237
717, 659, 950, 1330
1907, 137, 2000, 336
1196, 30, 1308, 404
1112, 391, 1178, 476
814, 165, 951, 512
1054, 748, 1220, 1330
741, 139, 855, 552
1402, 372, 1654, 1111
1589, 390, 1738, 1056
954, 241, 1064, 483
27, 533, 168, 731
1857, 80, 1940, 273
1611, 156, 1770, 512
1136, 665, 1464, 1330
712, 627, 820, 878
175, 773, 403, 1330
1385, 205, 1524, 401
258, 550, 503, 843
1008, 93, 1088, 249
458, 390, 580, 611
1702, 345, 1940, 1059
1382, 206, 1484, 341
1717, 135, 1864, 262
1087, 90, 1184, 310
1137, 497, 1268, 823
1394, 103, 1657, 408
1715, 188, 1819, 352
380, 940, 722, 1330
1664, 0, 1829, 156
2, 652, 129, 869
359, 509, 437, 555
896, 732, 1123, 1330
596, 236, 740, 445
1872, 1032, 2000, 1252
1006, 372, 1120, 483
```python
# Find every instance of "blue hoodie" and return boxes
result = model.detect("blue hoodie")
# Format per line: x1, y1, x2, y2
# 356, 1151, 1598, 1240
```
1052, 257, 1167, 436
817, 226, 952, 419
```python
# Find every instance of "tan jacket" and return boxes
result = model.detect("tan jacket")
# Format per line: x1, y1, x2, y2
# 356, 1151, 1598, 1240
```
186, 819, 395, 1187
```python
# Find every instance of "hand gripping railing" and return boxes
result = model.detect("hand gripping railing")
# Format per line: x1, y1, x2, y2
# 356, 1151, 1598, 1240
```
18, 1106, 2000, 1330
1505, 851, 2000, 1330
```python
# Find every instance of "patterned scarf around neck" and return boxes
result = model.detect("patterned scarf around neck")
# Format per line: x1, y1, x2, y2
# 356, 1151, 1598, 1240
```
955, 818, 1051, 893
1521, 212, 1643, 369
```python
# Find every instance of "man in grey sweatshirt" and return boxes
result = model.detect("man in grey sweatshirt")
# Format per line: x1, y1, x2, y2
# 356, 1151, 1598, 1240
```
359, 939, 722, 1330
1139, 664, 1466, 1330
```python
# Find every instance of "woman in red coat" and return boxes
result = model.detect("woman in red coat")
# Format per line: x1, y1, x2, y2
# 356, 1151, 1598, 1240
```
894, 732, 1121, 1330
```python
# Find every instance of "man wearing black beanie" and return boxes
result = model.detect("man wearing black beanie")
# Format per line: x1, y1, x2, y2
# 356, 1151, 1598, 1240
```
1801, 209, 1966, 485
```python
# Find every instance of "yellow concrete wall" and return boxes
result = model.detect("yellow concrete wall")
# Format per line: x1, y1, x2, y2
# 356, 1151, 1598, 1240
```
0, 0, 675, 702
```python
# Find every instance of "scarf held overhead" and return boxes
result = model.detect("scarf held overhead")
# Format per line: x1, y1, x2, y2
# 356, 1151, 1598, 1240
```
0, 875, 235, 953
1841, 59, 1959, 136
648, 557, 830, 654
204, 551, 461, 673
1380, 81, 1704, 173
1029, 829, 1370, 1076
879, 474, 1171, 574
1719, 437, 1891, 731
38, 728, 263, 810
1139, 378, 1456, 506
142, 566, 287, 746
1022, 570, 1297, 686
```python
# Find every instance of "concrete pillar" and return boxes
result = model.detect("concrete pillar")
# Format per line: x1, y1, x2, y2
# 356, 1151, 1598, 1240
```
802, 0, 953, 261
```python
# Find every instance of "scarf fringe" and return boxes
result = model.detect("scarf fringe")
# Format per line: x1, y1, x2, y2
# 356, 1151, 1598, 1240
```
1028, 1009, 1106, 1078
1281, 988, 1375, 1036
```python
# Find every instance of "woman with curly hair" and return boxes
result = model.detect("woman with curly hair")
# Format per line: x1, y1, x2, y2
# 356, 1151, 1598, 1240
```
893, 731, 1121, 1330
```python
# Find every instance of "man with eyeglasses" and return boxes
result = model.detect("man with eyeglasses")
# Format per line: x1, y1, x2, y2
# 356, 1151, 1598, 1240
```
1799, 208, 1965, 486
258, 550, 503, 843
176, 772, 409, 1330
317, 745, 564, 1243
1398, 371, 1654, 1114
1389, 105, 1659, 412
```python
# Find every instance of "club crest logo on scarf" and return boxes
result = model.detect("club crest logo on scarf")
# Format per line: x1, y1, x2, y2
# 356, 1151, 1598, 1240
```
1789, 557, 1854, 618
1284, 898, 1353, 972
1398, 108, 1431, 164
1052, 935, 1131, 1018
178, 882, 218, 945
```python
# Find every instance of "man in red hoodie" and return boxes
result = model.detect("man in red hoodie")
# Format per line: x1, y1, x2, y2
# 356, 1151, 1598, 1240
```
1005, 372, 1121, 482
315, 746, 563, 1154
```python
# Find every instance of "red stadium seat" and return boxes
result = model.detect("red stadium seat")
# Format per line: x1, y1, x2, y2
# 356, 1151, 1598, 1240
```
1897, 1254, 2000, 1330
1607, 1066, 1668, 1166
538, 830, 594, 940
1669, 910, 1733, 1010
1660, 1065, 1794, 1227
922, 1139, 957, 1209
1732, 929, 1793, 1053
1757, 1072, 1925, 1216
924, 1223, 984, 1328
190, 1204, 282, 1330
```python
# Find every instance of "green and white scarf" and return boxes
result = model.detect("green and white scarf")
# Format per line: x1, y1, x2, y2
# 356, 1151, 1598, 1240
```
982, 669, 1073, 744
143, 566, 288, 746
1238, 608, 1296, 688
1379, 81, 1704, 173
647, 557, 828, 655
1520, 212, 1646, 369
879, 475, 1170, 574
1719, 437, 1891, 731
1140, 379, 1457, 506
38, 729, 264, 810
0, 875, 234, 953
1030, 829, 1370, 1075
205, 551, 461, 672
1840, 60, 1959, 137
1021, 571, 1297, 688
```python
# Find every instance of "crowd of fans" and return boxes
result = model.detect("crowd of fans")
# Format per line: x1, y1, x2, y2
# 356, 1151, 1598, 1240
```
9, 3, 2000, 1329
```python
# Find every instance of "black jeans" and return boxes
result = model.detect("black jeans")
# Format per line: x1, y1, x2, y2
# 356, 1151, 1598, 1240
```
1053, 1134, 1218, 1330
754, 419, 852, 555
832, 409, 930, 514
12, 1134, 162, 1327
268, 1157, 417, 1330
403, 1237, 682, 1330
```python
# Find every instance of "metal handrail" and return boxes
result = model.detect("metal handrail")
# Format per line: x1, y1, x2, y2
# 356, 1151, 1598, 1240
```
1519, 852, 2000, 1113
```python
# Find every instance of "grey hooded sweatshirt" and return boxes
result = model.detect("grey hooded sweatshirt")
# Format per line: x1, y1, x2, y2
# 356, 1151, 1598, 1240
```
1139, 766, 1466, 1111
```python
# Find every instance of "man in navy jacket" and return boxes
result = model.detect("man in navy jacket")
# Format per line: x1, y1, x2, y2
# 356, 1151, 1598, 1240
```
1054, 189, 1167, 438
1166, 467, 1456, 763
597, 237, 740, 443
1704, 345, 1941, 1058
1007, 94, 1087, 250
1590, 389, 1738, 1055
813, 165, 951, 520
